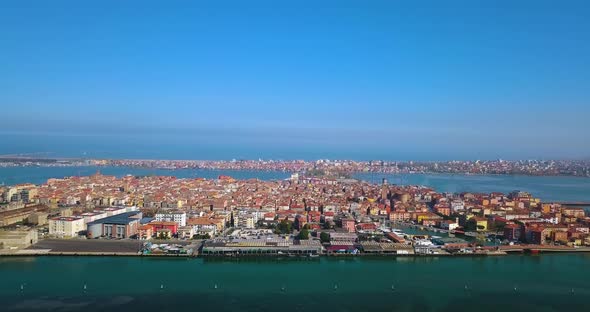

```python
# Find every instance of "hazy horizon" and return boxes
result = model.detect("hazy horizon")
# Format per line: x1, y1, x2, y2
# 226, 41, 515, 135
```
1, 0, 589, 160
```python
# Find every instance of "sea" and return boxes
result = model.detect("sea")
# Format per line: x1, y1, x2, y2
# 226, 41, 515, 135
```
1, 255, 590, 311
1, 167, 590, 311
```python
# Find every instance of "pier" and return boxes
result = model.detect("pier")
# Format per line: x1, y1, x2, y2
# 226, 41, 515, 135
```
556, 202, 590, 206
499, 245, 590, 253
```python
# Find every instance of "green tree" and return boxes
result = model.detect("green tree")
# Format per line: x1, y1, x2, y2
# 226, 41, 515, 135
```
276, 219, 293, 234
298, 228, 310, 240
320, 232, 330, 243
491, 222, 506, 232
464, 219, 477, 231
192, 233, 211, 239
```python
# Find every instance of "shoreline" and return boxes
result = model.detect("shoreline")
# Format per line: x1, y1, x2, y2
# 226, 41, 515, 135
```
1, 164, 589, 179
3, 248, 590, 259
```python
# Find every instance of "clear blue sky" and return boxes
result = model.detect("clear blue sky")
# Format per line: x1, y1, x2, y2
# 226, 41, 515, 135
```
1, 0, 589, 160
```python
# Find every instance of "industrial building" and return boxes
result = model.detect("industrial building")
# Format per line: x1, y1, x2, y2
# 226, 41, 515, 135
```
0, 228, 38, 249
202, 238, 323, 256
27, 212, 49, 226
360, 242, 415, 255
86, 211, 143, 239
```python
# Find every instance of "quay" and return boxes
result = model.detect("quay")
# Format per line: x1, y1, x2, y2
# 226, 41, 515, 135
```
499, 245, 590, 253
556, 201, 590, 206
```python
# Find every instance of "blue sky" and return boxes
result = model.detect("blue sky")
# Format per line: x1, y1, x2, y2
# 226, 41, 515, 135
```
1, 0, 589, 160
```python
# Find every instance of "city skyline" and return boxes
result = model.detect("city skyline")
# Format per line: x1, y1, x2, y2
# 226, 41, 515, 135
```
1, 0, 589, 160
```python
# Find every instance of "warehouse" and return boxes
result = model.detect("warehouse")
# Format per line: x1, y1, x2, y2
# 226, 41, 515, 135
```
0, 228, 38, 249
202, 238, 322, 256
86, 211, 142, 239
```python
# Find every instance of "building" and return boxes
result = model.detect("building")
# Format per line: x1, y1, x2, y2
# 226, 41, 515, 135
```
27, 212, 49, 226
155, 210, 187, 226
472, 217, 488, 231
434, 205, 451, 216
86, 211, 143, 239
178, 226, 195, 239
96, 206, 134, 217
504, 223, 522, 242
329, 232, 358, 245
156, 228, 173, 239
234, 212, 256, 229
530, 228, 545, 245
360, 242, 414, 255
0, 229, 38, 249
188, 217, 218, 237
145, 221, 178, 236
77, 212, 108, 224
138, 225, 154, 240
0, 205, 44, 226
342, 218, 356, 233
552, 231, 568, 243
439, 220, 459, 231
202, 238, 322, 256
49, 216, 86, 238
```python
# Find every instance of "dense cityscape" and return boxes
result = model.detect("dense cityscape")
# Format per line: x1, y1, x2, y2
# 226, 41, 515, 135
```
1, 157, 590, 177
1, 172, 589, 257
2, 0, 590, 309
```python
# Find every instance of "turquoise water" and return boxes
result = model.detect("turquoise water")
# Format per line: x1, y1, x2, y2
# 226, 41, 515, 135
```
2, 166, 589, 202
1, 255, 589, 311
354, 172, 590, 202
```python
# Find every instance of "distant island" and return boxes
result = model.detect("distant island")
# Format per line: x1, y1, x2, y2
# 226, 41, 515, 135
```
1, 156, 589, 177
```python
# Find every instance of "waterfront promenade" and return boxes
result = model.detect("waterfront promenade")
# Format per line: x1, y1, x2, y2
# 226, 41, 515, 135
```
3, 238, 590, 258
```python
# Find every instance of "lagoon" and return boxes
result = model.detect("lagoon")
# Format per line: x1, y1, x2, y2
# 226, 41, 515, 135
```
1, 255, 589, 311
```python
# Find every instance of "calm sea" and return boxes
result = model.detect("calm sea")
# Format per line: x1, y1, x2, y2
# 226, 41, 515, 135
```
1, 255, 589, 311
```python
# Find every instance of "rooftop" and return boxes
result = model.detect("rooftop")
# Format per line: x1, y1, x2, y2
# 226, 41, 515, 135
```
88, 211, 142, 226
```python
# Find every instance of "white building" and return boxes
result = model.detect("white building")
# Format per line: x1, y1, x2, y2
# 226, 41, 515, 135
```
451, 200, 465, 212
49, 217, 86, 238
96, 207, 128, 217
155, 211, 187, 226
77, 212, 108, 225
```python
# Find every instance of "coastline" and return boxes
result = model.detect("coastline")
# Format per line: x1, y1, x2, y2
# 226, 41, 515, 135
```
5, 247, 590, 258
2, 164, 589, 179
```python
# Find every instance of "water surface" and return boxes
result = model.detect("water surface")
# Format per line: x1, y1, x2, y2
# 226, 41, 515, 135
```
1, 255, 589, 311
